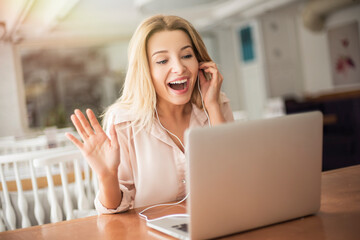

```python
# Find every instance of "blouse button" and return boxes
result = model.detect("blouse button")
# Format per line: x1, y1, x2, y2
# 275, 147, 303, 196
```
182, 179, 186, 184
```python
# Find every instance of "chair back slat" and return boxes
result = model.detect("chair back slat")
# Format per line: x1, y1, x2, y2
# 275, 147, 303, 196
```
28, 159, 45, 225
83, 162, 94, 208
92, 172, 99, 197
59, 162, 74, 220
0, 210, 6, 232
74, 159, 90, 210
44, 166, 63, 223
13, 162, 31, 228
0, 163, 16, 230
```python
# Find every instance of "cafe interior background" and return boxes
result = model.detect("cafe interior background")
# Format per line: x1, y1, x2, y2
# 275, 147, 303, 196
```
0, 0, 359, 231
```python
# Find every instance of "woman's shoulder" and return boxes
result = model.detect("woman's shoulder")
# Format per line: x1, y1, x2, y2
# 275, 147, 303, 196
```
107, 107, 135, 125
103, 106, 136, 135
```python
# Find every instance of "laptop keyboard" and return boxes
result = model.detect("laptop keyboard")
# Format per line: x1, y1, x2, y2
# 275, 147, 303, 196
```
171, 223, 188, 233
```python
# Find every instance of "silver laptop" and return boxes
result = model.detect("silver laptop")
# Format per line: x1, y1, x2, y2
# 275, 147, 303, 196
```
147, 111, 323, 239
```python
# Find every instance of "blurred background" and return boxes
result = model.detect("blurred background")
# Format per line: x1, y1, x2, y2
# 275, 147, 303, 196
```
1, 0, 360, 170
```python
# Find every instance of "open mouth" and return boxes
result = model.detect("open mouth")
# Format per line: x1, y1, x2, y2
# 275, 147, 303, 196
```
168, 79, 188, 91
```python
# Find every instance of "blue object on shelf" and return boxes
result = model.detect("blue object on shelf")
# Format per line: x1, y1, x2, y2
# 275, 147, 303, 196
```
239, 26, 255, 62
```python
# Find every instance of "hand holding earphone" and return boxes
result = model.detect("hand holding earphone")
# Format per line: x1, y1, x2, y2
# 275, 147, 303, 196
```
198, 62, 225, 126
198, 61, 223, 110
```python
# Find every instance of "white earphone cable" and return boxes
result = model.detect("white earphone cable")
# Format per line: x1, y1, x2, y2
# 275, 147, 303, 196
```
139, 73, 210, 222
197, 74, 211, 127
155, 108, 185, 150
138, 192, 190, 222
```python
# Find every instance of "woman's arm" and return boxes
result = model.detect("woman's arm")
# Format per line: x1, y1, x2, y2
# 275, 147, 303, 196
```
98, 173, 122, 209
206, 103, 226, 126
198, 62, 226, 125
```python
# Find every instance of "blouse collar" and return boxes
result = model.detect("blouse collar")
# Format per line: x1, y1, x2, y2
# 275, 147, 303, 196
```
149, 103, 209, 151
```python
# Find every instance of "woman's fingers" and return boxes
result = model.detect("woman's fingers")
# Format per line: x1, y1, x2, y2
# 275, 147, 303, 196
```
75, 109, 94, 137
199, 61, 217, 69
71, 114, 89, 140
198, 61, 224, 107
86, 109, 104, 134
65, 132, 84, 149
199, 62, 223, 83
200, 63, 218, 75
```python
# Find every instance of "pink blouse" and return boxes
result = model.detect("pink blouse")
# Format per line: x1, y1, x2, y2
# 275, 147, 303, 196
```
94, 94, 234, 214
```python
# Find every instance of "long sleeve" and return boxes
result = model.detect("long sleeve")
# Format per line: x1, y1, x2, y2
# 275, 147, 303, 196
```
94, 121, 136, 214
220, 92, 234, 122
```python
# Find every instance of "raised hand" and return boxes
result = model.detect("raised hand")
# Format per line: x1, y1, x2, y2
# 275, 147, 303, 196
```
198, 62, 226, 125
198, 61, 224, 109
65, 109, 120, 179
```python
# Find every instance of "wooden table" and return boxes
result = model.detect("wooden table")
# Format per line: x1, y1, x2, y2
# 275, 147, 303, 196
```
1, 165, 359, 240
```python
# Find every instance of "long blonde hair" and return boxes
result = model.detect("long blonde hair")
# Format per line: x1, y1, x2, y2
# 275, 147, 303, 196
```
102, 15, 212, 131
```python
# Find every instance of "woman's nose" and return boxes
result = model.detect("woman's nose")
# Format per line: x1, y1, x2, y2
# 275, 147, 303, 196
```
171, 58, 186, 74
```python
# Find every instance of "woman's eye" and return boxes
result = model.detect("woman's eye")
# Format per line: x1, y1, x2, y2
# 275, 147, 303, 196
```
182, 54, 193, 59
156, 59, 168, 64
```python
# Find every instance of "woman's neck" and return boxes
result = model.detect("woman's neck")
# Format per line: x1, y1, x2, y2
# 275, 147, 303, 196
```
156, 101, 192, 122
155, 101, 192, 152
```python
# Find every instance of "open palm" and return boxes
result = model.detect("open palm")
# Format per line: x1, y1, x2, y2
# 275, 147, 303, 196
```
66, 109, 120, 178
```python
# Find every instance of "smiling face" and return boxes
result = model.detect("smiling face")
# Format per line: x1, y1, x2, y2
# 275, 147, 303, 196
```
147, 30, 199, 109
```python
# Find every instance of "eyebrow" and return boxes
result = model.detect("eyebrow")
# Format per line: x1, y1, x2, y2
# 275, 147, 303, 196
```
151, 45, 193, 57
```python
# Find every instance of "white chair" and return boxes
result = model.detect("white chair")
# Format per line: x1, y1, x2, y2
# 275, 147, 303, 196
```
0, 140, 16, 155
0, 147, 74, 230
44, 126, 79, 148
0, 137, 48, 155
0, 162, 17, 231
0, 146, 96, 231
0, 208, 6, 232
0, 128, 77, 156
232, 110, 248, 121
33, 150, 97, 222
263, 97, 285, 119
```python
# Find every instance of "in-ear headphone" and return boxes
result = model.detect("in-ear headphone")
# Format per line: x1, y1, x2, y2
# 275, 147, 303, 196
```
197, 73, 211, 127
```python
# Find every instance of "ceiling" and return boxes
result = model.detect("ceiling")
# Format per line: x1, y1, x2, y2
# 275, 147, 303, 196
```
0, 0, 301, 44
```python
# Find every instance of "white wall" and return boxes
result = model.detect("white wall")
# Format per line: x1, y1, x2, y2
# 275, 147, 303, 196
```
0, 43, 27, 137
211, 27, 244, 112
260, 4, 304, 98
298, 3, 360, 94
233, 19, 268, 120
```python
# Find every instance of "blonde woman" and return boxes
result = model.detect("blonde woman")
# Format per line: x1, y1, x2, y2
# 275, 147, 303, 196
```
66, 15, 234, 214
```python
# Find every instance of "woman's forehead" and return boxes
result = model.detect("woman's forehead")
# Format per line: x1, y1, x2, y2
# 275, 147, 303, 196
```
147, 30, 193, 54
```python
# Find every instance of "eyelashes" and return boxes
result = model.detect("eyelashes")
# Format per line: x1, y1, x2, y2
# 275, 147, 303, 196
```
155, 54, 193, 65
182, 54, 193, 59
156, 60, 168, 64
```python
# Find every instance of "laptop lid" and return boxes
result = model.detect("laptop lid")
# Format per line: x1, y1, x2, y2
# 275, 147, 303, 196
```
185, 111, 323, 239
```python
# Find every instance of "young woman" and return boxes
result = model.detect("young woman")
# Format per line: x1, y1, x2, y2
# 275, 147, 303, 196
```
66, 15, 234, 214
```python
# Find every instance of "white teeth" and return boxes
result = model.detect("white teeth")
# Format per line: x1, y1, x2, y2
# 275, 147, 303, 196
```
169, 79, 187, 84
